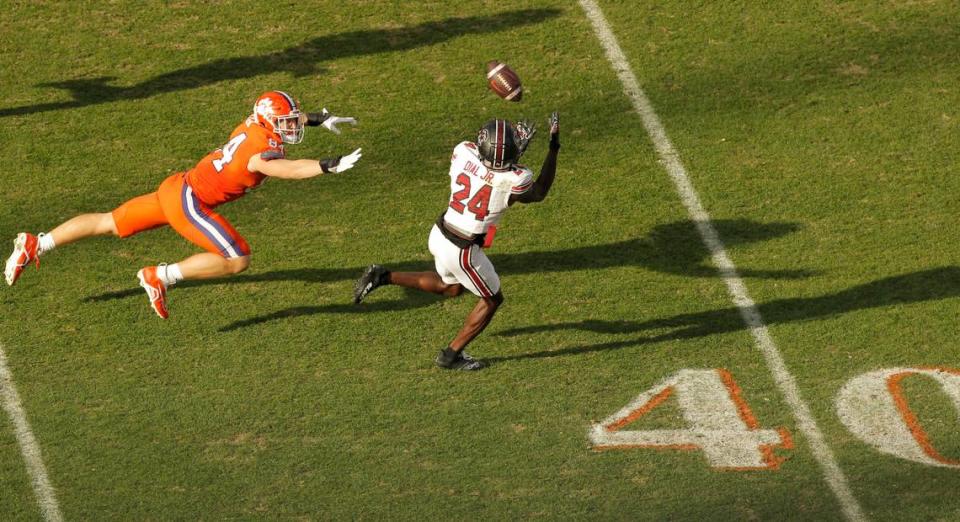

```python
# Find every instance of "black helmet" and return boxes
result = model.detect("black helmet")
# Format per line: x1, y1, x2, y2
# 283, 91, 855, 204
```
476, 119, 519, 170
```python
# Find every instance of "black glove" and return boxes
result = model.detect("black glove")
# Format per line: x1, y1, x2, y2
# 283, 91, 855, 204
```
308, 108, 357, 134
306, 110, 330, 127
319, 156, 340, 173
319, 148, 363, 173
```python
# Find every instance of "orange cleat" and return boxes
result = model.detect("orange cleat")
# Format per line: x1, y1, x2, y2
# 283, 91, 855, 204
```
4, 233, 39, 286
136, 266, 169, 319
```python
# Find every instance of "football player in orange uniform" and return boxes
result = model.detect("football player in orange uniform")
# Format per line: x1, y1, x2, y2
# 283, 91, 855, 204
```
4, 91, 361, 319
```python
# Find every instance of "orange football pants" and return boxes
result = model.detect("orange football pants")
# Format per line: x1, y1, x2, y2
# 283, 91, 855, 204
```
111, 173, 250, 258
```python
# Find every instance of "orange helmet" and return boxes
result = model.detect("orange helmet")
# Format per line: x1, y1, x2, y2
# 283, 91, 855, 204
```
253, 91, 304, 144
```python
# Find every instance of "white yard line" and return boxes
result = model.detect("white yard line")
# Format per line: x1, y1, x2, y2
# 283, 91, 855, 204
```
0, 344, 63, 522
577, 1, 867, 520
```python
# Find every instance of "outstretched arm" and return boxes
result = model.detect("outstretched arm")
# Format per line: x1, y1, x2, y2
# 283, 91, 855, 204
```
248, 148, 362, 179
510, 112, 560, 205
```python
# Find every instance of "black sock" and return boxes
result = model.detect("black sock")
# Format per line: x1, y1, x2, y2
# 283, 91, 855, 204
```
379, 269, 392, 285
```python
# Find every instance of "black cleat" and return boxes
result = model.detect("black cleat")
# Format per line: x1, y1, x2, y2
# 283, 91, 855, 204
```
434, 350, 486, 371
353, 264, 388, 304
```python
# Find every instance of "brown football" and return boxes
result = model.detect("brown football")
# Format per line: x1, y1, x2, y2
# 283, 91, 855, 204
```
486, 60, 523, 102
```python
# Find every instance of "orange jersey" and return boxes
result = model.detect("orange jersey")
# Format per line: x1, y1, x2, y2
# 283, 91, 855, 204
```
186, 117, 285, 206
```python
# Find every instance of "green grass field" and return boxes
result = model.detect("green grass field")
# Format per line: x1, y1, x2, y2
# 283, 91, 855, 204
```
2, 1, 959, 520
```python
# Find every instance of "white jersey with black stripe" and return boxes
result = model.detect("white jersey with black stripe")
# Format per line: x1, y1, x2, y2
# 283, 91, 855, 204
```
442, 141, 534, 235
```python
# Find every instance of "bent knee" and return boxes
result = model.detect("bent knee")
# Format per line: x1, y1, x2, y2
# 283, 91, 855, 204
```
487, 291, 504, 308
443, 284, 464, 297
227, 256, 250, 274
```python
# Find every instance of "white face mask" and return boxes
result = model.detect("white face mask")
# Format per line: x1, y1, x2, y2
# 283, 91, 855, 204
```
273, 112, 304, 144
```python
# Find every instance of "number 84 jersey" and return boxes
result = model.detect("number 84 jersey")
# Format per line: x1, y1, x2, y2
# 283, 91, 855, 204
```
442, 141, 534, 235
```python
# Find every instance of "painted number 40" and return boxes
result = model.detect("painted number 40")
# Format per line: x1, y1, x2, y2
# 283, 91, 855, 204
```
591, 367, 960, 470
590, 369, 791, 470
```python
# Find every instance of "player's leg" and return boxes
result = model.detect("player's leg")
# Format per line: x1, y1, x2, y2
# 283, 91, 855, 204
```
48, 212, 119, 244
159, 208, 251, 282
136, 252, 249, 320
354, 267, 463, 303
175, 252, 250, 279
139, 175, 252, 318
390, 271, 461, 295
5, 191, 164, 286
448, 292, 504, 351
435, 291, 504, 371
353, 226, 466, 303
434, 245, 502, 371
159, 173, 252, 276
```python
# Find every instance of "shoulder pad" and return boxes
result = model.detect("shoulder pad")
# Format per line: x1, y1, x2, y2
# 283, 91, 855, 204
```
456, 141, 478, 154
453, 141, 478, 162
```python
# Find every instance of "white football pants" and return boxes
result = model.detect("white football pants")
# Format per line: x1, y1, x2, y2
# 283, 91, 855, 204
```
428, 225, 501, 297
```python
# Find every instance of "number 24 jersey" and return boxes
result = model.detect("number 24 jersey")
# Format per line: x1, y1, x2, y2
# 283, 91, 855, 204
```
442, 141, 533, 235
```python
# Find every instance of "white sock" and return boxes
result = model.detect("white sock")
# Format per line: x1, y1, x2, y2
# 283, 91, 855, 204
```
37, 233, 55, 256
159, 263, 184, 286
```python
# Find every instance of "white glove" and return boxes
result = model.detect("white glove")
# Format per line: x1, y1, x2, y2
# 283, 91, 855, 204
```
333, 148, 362, 173
321, 108, 357, 135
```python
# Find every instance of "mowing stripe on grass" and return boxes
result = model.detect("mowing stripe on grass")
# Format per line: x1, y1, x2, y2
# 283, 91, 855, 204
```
577, 1, 867, 520
0, 343, 63, 522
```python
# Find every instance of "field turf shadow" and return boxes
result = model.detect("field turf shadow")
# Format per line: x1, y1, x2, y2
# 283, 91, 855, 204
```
487, 266, 960, 363
82, 219, 811, 329
217, 288, 443, 332
0, 8, 561, 118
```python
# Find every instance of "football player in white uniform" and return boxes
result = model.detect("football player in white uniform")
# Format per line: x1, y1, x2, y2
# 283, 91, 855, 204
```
353, 113, 560, 370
